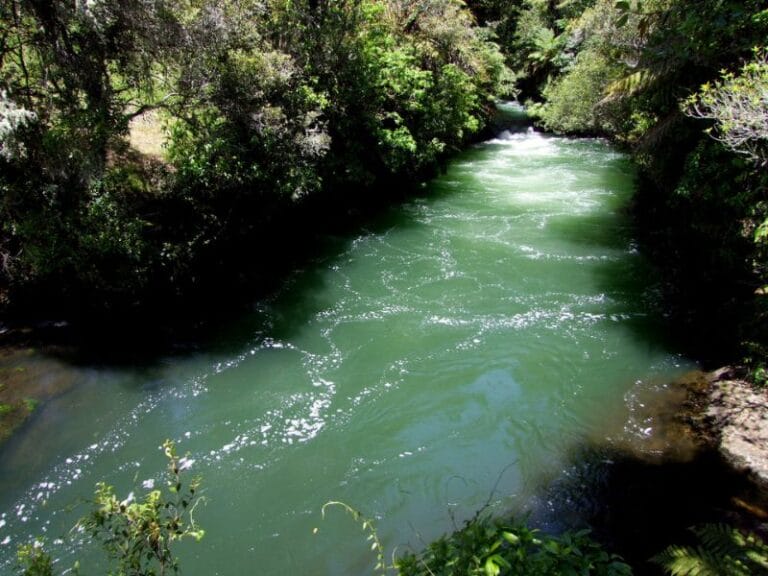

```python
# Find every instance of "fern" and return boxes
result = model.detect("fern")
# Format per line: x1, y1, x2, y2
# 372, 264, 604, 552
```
605, 69, 660, 99
652, 524, 768, 576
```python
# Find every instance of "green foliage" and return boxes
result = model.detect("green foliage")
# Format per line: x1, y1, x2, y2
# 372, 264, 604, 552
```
83, 440, 204, 576
533, 50, 624, 133
16, 440, 204, 576
395, 516, 632, 576
686, 50, 768, 165
16, 542, 54, 576
0, 0, 509, 321
321, 502, 632, 576
652, 524, 768, 576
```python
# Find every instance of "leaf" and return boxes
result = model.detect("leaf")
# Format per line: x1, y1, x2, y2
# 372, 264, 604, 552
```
502, 531, 520, 545
484, 556, 501, 576
189, 529, 205, 542
605, 70, 660, 98
614, 12, 629, 27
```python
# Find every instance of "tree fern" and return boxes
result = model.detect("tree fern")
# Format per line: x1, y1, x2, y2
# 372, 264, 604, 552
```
652, 524, 768, 576
604, 69, 660, 99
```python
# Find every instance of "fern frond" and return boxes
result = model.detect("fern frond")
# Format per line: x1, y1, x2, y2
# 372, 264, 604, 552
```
692, 524, 744, 556
652, 544, 720, 576
605, 69, 660, 98
653, 524, 768, 576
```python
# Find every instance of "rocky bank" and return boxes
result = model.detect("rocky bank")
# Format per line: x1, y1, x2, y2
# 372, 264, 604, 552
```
680, 367, 768, 489
705, 367, 768, 488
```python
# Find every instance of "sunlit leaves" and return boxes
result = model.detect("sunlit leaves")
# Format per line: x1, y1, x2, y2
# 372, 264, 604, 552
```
653, 524, 768, 576
395, 515, 632, 576
686, 51, 768, 165
16, 441, 204, 576
82, 440, 205, 576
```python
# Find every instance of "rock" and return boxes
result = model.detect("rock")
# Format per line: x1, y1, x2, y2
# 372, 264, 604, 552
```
666, 368, 768, 488
705, 376, 768, 488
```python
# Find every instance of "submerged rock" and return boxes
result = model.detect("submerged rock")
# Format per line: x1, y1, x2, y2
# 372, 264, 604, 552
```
0, 346, 77, 445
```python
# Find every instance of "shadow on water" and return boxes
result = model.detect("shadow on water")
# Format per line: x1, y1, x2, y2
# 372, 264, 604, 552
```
530, 439, 768, 575
1, 102, 533, 367
200, 203, 428, 357
540, 157, 690, 357
517, 365, 768, 574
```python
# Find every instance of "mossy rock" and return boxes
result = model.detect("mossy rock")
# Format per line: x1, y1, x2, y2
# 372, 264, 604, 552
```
0, 397, 37, 444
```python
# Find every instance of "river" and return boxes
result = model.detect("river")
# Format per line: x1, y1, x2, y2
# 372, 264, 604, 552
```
0, 103, 695, 574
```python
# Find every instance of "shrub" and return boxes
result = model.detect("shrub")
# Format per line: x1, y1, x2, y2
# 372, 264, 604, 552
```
395, 516, 632, 576
16, 441, 204, 576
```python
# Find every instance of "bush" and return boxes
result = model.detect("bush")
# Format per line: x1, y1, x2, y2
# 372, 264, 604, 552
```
321, 502, 632, 576
532, 50, 624, 134
395, 516, 632, 576
16, 441, 204, 576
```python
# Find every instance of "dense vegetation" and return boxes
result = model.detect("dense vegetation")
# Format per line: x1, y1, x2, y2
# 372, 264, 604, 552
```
2, 0, 766, 368
468, 0, 768, 368
0, 0, 509, 333
4, 0, 768, 574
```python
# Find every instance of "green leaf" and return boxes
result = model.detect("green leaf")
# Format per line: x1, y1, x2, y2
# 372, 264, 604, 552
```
502, 531, 520, 545
484, 556, 501, 576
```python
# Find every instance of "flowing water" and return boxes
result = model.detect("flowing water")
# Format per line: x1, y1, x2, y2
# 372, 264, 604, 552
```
0, 104, 695, 574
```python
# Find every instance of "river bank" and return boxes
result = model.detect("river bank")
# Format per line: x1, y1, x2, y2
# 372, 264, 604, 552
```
678, 368, 768, 490
0, 344, 79, 446
1, 114, 763, 575
521, 367, 767, 575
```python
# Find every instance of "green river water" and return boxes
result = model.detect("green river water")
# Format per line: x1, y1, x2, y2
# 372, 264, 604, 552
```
0, 104, 695, 574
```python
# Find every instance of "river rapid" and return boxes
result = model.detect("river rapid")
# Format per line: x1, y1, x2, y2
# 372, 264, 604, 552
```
0, 104, 695, 574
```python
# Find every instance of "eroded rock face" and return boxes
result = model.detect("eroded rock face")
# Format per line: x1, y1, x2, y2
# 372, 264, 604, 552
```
706, 369, 768, 488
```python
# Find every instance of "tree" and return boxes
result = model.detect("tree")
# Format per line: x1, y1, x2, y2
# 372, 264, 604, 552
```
686, 51, 768, 166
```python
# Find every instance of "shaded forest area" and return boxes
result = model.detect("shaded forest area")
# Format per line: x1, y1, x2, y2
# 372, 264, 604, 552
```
1, 0, 767, 370
0, 0, 510, 350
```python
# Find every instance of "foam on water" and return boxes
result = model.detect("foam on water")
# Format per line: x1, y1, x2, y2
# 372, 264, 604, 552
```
0, 108, 695, 575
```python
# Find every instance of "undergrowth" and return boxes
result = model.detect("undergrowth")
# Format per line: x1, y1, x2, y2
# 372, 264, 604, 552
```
652, 523, 768, 576
320, 502, 632, 576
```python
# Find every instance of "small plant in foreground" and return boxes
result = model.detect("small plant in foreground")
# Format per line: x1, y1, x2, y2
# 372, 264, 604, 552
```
319, 501, 390, 575
319, 502, 632, 576
16, 440, 204, 576
16, 542, 54, 576
395, 516, 632, 576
